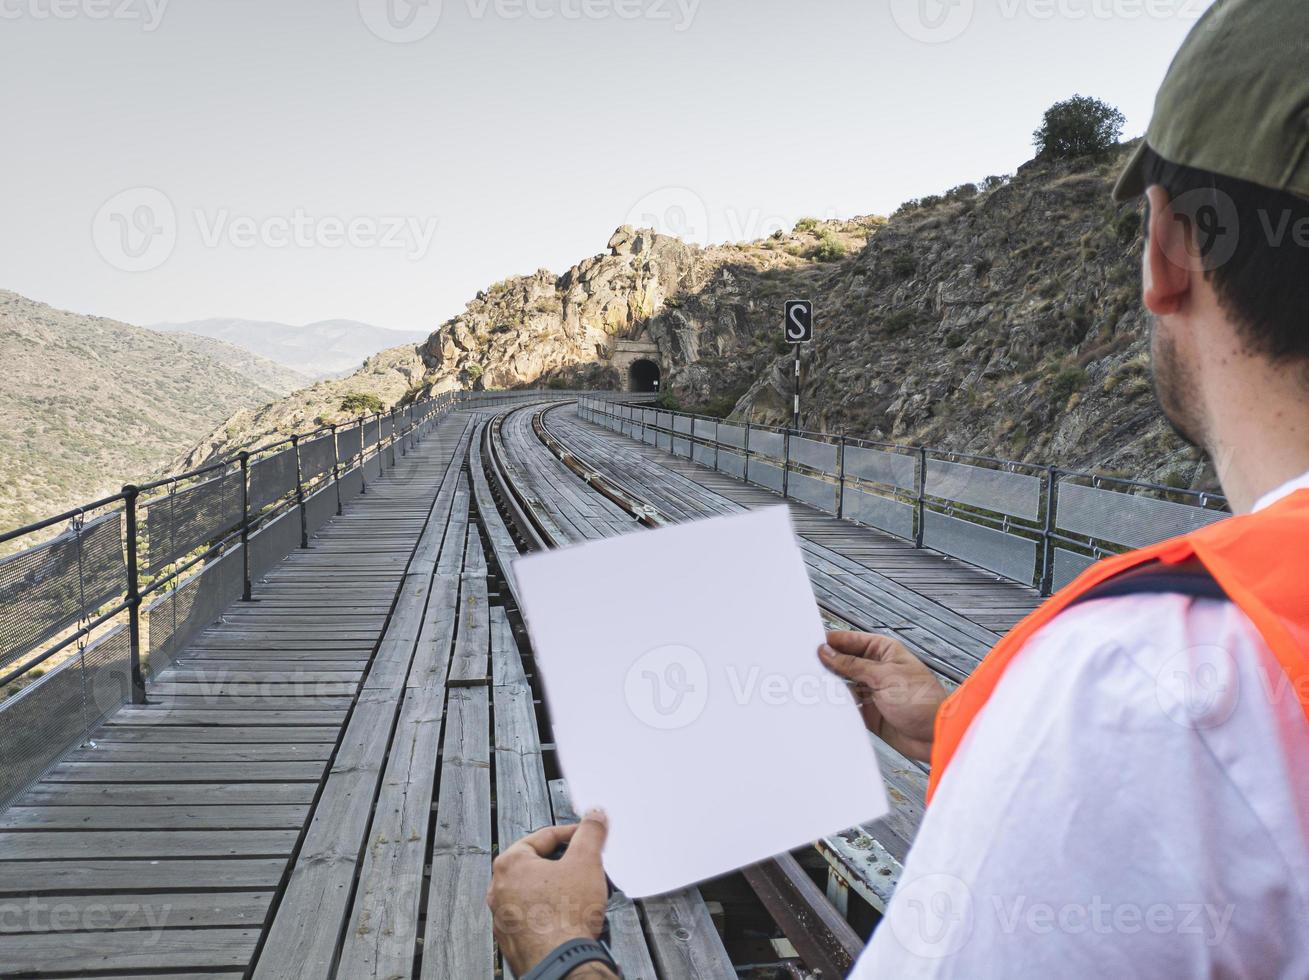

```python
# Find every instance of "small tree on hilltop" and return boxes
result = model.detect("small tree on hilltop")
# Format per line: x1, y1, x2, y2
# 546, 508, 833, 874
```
1033, 95, 1125, 160
340, 392, 386, 416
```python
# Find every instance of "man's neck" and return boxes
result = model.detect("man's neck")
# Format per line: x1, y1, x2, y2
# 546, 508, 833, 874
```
1205, 359, 1309, 514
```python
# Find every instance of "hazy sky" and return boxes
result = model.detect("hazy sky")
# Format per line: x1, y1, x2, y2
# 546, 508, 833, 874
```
0, 0, 1212, 333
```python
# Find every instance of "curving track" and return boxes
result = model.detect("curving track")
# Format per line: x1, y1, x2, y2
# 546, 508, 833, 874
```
477, 398, 1042, 977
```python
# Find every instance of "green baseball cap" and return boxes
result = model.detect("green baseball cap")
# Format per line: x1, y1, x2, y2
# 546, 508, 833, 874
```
1114, 0, 1309, 202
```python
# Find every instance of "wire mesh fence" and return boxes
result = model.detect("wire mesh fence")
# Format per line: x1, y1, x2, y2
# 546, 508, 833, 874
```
0, 511, 125, 671
142, 470, 242, 574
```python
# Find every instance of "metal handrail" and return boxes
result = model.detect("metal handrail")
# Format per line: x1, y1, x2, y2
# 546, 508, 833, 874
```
576, 395, 1230, 594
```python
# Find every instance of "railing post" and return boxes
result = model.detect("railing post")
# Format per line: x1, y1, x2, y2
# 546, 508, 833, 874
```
744, 420, 752, 484
837, 434, 846, 519
239, 452, 253, 600
292, 435, 309, 549
375, 415, 386, 479
358, 416, 368, 495
782, 428, 791, 499
714, 419, 721, 471
1040, 466, 1058, 596
915, 447, 928, 549
329, 424, 343, 517
122, 484, 147, 704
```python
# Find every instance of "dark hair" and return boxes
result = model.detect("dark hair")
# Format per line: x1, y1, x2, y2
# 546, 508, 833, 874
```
1140, 145, 1309, 361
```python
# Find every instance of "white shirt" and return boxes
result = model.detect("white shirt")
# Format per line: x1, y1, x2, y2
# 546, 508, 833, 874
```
851, 472, 1309, 979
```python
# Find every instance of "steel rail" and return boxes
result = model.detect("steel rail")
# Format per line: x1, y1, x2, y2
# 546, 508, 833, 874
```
483, 410, 552, 554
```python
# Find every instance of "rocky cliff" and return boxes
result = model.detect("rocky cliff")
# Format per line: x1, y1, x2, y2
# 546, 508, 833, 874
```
187, 141, 1208, 489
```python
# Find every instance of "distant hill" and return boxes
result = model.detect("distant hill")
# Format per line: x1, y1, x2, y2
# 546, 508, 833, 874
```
0, 291, 302, 536
152, 317, 430, 379
163, 331, 311, 394
173, 340, 431, 469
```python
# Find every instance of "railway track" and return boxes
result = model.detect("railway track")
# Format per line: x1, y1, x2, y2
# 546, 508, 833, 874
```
477, 400, 871, 979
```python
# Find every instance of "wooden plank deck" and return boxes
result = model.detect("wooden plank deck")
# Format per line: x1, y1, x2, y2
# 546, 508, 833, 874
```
0, 418, 472, 978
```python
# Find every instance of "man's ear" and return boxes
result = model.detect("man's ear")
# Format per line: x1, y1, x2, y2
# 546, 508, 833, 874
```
1142, 184, 1193, 316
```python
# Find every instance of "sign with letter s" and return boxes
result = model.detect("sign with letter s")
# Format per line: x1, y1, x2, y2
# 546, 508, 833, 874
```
784, 300, 813, 344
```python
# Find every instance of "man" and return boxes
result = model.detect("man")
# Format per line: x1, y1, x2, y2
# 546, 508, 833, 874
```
487, 1, 1309, 975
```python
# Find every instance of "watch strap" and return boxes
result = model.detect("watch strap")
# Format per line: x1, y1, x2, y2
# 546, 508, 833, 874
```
520, 938, 619, 980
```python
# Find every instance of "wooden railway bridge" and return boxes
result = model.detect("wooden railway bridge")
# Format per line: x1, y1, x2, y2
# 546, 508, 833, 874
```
0, 393, 1228, 978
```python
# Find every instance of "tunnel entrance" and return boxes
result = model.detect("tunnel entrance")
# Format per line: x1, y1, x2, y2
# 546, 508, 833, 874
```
628, 359, 661, 393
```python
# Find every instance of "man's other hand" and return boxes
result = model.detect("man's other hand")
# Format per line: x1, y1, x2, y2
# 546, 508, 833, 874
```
819, 631, 947, 762
487, 810, 614, 977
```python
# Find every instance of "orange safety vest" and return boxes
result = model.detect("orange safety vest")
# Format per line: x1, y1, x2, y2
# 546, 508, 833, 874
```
926, 488, 1309, 804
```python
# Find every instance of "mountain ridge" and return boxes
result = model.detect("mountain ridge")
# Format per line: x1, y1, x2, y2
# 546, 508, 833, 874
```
151, 317, 429, 379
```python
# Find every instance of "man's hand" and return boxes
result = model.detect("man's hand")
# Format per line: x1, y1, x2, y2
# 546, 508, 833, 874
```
487, 810, 616, 977
819, 631, 947, 762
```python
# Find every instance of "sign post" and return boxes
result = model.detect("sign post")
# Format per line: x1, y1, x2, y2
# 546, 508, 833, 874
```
784, 300, 813, 431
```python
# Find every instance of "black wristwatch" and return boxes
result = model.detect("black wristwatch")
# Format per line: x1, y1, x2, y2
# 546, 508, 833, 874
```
520, 938, 621, 980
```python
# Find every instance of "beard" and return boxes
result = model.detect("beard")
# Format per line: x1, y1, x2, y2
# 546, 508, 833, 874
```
1151, 319, 1206, 450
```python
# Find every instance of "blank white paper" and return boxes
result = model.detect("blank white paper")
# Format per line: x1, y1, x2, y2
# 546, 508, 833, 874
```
513, 505, 889, 898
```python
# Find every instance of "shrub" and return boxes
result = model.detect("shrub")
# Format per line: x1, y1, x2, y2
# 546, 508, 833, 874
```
1049, 367, 1088, 402
889, 252, 917, 279
1033, 95, 1125, 160
945, 183, 979, 202
793, 216, 820, 234
811, 231, 848, 262
883, 310, 918, 335
1114, 208, 1141, 243
465, 363, 485, 379
340, 392, 386, 415
981, 175, 1010, 192
1160, 465, 1192, 490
